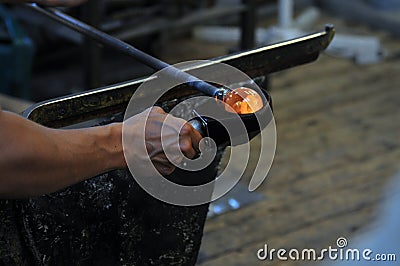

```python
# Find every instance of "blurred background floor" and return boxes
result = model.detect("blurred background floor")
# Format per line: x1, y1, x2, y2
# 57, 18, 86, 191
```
193, 13, 400, 266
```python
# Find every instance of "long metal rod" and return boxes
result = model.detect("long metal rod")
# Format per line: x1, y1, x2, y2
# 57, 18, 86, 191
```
27, 3, 223, 97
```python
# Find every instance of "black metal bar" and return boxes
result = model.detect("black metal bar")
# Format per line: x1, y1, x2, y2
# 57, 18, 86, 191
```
240, 0, 257, 50
26, 3, 223, 97
81, 0, 103, 89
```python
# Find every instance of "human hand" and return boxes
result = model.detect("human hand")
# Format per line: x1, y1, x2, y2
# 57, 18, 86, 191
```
123, 107, 202, 176
2, 0, 88, 7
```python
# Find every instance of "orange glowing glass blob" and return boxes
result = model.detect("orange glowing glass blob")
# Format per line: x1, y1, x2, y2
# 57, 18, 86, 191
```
223, 87, 264, 114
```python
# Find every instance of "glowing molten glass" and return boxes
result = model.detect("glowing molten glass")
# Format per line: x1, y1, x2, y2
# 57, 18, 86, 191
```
223, 87, 264, 114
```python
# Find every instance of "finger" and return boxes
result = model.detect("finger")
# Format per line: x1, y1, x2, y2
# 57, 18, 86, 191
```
180, 123, 202, 152
152, 154, 176, 175
189, 124, 203, 153
179, 136, 197, 159
157, 163, 176, 176
156, 164, 176, 176
150, 106, 166, 115
163, 143, 184, 165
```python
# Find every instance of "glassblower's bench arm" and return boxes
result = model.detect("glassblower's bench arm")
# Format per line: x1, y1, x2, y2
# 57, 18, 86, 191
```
23, 4, 335, 134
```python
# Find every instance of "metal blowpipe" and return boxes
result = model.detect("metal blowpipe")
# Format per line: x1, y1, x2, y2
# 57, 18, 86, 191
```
27, 3, 228, 98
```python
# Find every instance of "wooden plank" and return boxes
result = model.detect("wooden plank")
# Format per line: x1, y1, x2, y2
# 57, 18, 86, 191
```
272, 59, 400, 122
199, 173, 389, 262
203, 146, 400, 233
199, 63, 400, 261
197, 12, 400, 265
199, 206, 376, 266
220, 88, 400, 194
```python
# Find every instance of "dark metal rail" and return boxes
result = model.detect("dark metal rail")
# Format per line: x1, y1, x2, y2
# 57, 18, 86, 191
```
23, 25, 335, 128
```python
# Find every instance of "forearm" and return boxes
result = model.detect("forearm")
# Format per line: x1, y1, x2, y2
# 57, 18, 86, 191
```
0, 111, 125, 198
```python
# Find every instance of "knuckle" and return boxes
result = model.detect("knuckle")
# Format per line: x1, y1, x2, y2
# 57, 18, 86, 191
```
180, 123, 192, 135
180, 138, 192, 152
161, 165, 175, 175
150, 106, 164, 114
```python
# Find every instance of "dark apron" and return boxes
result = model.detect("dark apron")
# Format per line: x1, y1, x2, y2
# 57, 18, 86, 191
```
0, 153, 222, 266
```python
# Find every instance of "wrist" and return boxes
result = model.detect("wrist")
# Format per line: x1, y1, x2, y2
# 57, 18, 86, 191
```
102, 123, 126, 170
